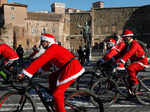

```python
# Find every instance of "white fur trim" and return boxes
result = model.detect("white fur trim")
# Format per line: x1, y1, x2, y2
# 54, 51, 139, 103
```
112, 46, 120, 52
9, 57, 19, 61
56, 68, 85, 86
48, 41, 55, 47
23, 69, 33, 78
137, 62, 150, 68
123, 34, 133, 36
41, 35, 55, 43
120, 59, 125, 64
116, 67, 125, 70
7, 57, 19, 64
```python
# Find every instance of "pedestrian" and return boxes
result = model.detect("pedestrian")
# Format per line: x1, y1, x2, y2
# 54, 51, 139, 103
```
16, 44, 24, 62
77, 46, 85, 65
18, 33, 85, 112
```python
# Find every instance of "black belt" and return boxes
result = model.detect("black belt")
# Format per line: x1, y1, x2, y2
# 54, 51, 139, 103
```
58, 57, 78, 72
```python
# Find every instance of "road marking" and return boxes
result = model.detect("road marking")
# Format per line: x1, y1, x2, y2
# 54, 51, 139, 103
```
110, 104, 143, 107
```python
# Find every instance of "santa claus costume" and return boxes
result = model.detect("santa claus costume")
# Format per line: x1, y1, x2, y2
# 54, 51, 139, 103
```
117, 29, 148, 88
22, 33, 85, 112
0, 42, 18, 65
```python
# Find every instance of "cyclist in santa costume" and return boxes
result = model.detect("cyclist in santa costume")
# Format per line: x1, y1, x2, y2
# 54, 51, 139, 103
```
18, 33, 85, 112
98, 37, 125, 64
0, 39, 18, 65
116, 29, 148, 92
103, 38, 117, 61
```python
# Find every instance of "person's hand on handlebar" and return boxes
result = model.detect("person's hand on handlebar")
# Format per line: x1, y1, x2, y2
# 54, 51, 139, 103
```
17, 73, 31, 81
17, 73, 25, 81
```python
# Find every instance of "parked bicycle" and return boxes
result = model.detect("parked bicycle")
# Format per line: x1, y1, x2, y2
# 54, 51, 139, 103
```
0, 74, 104, 112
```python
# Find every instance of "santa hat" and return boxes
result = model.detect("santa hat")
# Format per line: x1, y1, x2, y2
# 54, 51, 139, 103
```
107, 38, 115, 45
40, 33, 56, 44
122, 29, 134, 37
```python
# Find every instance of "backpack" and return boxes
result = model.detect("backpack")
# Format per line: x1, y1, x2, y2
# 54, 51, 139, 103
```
135, 39, 149, 57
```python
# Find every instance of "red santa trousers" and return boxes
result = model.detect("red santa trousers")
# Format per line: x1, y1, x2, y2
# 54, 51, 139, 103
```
127, 62, 144, 85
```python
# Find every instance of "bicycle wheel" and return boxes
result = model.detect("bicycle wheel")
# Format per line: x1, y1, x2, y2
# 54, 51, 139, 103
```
135, 77, 150, 105
75, 71, 98, 90
0, 91, 36, 112
65, 89, 103, 112
91, 78, 119, 106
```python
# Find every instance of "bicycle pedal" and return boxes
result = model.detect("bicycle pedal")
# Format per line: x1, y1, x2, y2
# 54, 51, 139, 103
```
128, 89, 136, 97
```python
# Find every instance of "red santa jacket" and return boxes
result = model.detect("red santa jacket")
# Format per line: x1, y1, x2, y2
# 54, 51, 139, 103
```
104, 39, 125, 61
0, 44, 18, 64
120, 39, 148, 67
23, 44, 85, 86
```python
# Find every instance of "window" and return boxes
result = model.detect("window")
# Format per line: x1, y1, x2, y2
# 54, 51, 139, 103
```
52, 28, 56, 33
10, 6, 15, 10
32, 28, 36, 34
10, 13, 14, 20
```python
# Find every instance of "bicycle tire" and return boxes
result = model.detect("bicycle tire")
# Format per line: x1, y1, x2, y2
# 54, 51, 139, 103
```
91, 78, 119, 106
0, 91, 36, 112
135, 77, 150, 105
75, 71, 98, 90
65, 89, 104, 112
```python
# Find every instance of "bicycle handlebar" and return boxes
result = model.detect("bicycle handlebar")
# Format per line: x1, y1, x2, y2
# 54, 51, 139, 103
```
9, 74, 37, 91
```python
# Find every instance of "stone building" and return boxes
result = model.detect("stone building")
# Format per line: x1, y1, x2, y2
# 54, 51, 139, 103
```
0, 0, 150, 51
69, 3, 150, 49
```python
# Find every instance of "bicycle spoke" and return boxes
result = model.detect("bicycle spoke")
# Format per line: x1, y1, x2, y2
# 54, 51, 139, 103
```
91, 78, 118, 106
75, 71, 98, 90
136, 78, 150, 105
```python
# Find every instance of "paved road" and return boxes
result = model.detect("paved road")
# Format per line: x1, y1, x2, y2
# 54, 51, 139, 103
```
0, 60, 150, 112
84, 61, 150, 112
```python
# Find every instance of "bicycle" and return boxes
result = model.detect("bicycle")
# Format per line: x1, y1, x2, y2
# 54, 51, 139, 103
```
0, 60, 20, 84
90, 66, 150, 106
0, 75, 104, 112
75, 60, 114, 90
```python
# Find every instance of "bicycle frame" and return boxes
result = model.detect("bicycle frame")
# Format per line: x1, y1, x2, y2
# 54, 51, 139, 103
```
32, 84, 55, 112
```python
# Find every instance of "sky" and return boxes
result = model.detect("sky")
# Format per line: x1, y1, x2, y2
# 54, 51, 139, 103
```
8, 0, 150, 12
